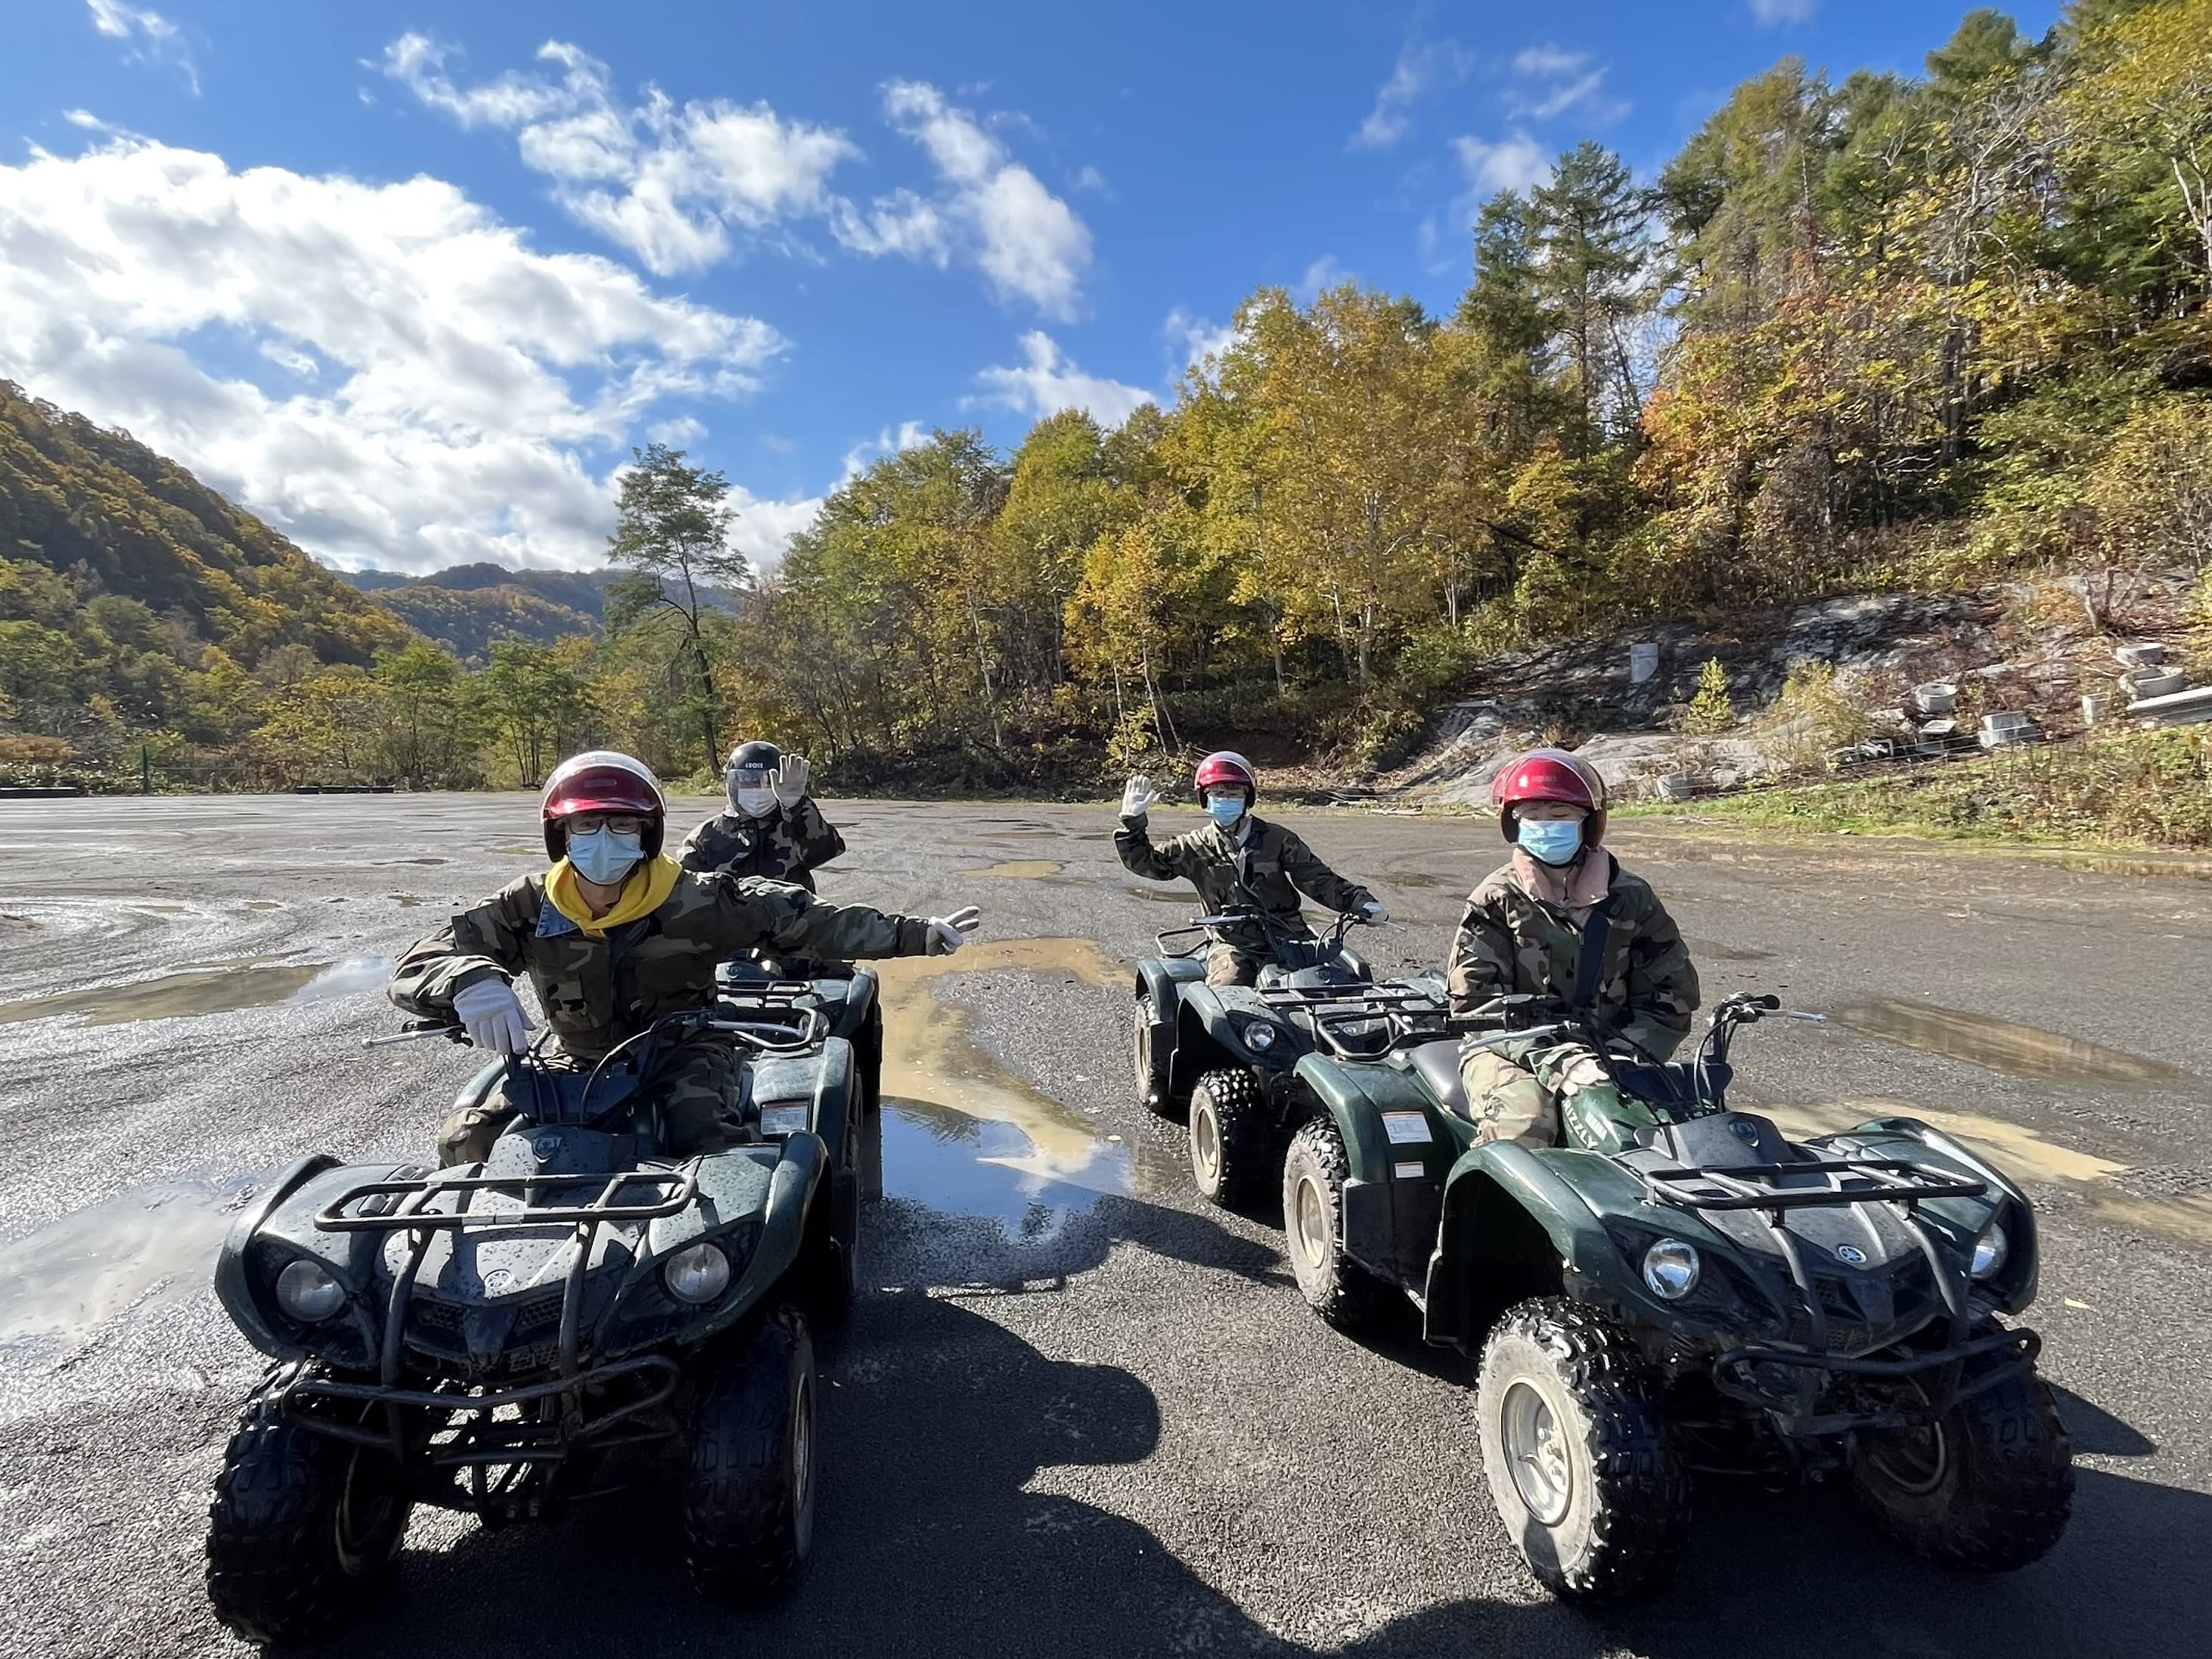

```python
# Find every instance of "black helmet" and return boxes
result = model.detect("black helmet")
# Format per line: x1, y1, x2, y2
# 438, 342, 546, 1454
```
726, 740, 782, 814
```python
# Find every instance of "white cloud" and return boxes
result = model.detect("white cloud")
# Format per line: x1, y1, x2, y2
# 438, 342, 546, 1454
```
63, 109, 108, 131
383, 35, 861, 277
970, 333, 1149, 426
647, 415, 706, 446
383, 45, 1092, 315
1453, 132, 1552, 197
1164, 307, 1237, 374
1298, 254, 1352, 299
1504, 42, 1628, 125
876, 81, 1092, 318
84, 2, 197, 94
1750, 0, 1819, 24
1072, 165, 1108, 194
0, 135, 786, 575
839, 420, 932, 482
1350, 38, 1477, 151
727, 489, 822, 569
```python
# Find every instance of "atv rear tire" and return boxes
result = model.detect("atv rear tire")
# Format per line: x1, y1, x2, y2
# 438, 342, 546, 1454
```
1132, 1001, 1176, 1118
205, 1364, 412, 1645
1283, 1117, 1387, 1331
1851, 1364, 2073, 1571
686, 1306, 817, 1605
1475, 1298, 1689, 1606
1187, 1069, 1268, 1208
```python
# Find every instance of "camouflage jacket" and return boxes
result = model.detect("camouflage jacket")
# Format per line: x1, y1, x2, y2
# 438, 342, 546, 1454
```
676, 801, 845, 892
1447, 854, 1700, 1061
390, 870, 928, 1059
1115, 813, 1373, 956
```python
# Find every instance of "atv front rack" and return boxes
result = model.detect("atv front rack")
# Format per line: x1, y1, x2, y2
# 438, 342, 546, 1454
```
1643, 1158, 1988, 1212
313, 1168, 697, 1233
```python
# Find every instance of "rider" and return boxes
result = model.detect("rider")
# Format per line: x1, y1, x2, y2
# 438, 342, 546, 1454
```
1446, 749, 1699, 1149
678, 739, 845, 892
1116, 751, 1385, 987
389, 750, 979, 1165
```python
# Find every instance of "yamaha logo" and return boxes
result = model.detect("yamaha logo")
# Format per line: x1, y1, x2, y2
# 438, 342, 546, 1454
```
482, 1267, 516, 1295
1834, 1244, 1868, 1267
1730, 1119, 1762, 1144
532, 1133, 561, 1161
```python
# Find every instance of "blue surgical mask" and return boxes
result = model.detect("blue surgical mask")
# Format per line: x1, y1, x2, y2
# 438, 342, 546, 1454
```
567, 826, 644, 885
1206, 794, 1246, 829
1516, 817, 1584, 867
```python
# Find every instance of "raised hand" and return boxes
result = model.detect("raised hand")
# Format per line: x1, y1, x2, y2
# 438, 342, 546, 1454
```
1120, 775, 1159, 820
774, 754, 811, 808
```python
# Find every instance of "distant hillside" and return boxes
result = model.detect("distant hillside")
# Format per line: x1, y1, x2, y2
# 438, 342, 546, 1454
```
337, 561, 743, 662
0, 380, 408, 755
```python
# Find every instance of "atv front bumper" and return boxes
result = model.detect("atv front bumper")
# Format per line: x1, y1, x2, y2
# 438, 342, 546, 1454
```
1711, 1324, 2040, 1438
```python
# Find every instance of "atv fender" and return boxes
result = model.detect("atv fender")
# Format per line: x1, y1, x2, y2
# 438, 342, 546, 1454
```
1421, 1144, 1619, 1351
1171, 984, 1274, 1096
1844, 1116, 2040, 1313
213, 1152, 346, 1358
1293, 1056, 1459, 1290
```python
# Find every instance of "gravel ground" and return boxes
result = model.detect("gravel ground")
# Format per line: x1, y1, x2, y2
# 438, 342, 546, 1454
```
1, 795, 2207, 1659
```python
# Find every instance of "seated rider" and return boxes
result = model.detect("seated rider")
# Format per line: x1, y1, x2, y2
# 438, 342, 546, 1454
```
1115, 750, 1386, 988
678, 739, 845, 892
389, 750, 979, 1165
1446, 749, 1699, 1150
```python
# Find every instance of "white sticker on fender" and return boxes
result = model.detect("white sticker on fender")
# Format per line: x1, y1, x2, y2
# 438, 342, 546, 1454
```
1382, 1111, 1432, 1144
1392, 1161, 1426, 1179
759, 1105, 809, 1137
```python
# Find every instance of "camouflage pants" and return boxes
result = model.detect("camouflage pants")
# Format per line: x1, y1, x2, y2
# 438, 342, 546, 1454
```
436, 1037, 752, 1166
1204, 943, 1269, 988
1457, 1040, 1628, 1151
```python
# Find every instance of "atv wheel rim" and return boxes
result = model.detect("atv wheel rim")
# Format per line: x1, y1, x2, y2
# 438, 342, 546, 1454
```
1500, 1379, 1573, 1527
1292, 1174, 1330, 1270
791, 1366, 817, 1555
1132, 1011, 1151, 1100
1191, 1100, 1221, 1184
1864, 1419, 1950, 1497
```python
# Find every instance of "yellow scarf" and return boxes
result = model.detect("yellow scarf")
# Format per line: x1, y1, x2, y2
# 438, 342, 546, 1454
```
544, 854, 683, 938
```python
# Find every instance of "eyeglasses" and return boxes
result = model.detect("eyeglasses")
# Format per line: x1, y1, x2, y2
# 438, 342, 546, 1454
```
566, 813, 647, 835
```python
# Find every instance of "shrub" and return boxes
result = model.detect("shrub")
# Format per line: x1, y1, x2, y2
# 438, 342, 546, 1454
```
1683, 658, 1735, 735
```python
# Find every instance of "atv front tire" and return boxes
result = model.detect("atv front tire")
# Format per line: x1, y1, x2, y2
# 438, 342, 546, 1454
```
686, 1306, 818, 1604
1851, 1363, 2073, 1571
1132, 1001, 1176, 1118
1283, 1117, 1387, 1331
1475, 1298, 1689, 1605
1187, 1069, 1269, 1208
205, 1364, 413, 1645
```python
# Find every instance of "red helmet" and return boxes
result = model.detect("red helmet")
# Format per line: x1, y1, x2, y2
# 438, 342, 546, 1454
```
1193, 749, 1257, 806
540, 750, 667, 861
1491, 748, 1606, 845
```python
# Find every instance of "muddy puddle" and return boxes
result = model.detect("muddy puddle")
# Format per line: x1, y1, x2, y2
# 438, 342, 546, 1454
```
964, 859, 1064, 879
872, 939, 1165, 1234
1829, 1000, 2189, 1088
0, 1175, 262, 1348
0, 956, 392, 1027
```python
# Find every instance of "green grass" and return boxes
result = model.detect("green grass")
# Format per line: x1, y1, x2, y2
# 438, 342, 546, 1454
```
1615, 727, 2212, 851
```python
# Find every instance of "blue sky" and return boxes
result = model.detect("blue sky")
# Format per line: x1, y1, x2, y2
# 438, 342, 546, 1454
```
0, 0, 2064, 575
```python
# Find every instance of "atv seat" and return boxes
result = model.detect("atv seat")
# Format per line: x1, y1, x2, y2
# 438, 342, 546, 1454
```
1410, 1040, 1472, 1118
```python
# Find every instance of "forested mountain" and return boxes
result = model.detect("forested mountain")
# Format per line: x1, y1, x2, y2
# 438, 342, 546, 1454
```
337, 565, 605, 660
0, 380, 409, 773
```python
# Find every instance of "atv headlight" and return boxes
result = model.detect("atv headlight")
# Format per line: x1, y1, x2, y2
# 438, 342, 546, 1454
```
275, 1258, 346, 1323
1642, 1239, 1702, 1301
663, 1240, 732, 1305
1971, 1220, 2009, 1281
1241, 1021, 1276, 1053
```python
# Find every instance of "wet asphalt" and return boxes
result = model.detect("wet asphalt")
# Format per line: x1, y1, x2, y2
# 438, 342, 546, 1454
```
1, 795, 2209, 1659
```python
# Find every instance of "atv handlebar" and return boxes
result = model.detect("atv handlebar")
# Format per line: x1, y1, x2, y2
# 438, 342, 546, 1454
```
362, 1004, 830, 1056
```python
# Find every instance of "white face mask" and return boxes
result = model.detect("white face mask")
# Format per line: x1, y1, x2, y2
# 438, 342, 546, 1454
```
733, 787, 777, 818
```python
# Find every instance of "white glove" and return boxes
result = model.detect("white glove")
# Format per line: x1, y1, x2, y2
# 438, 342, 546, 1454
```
774, 755, 810, 808
925, 905, 982, 956
1360, 898, 1388, 924
451, 978, 533, 1056
1120, 775, 1159, 820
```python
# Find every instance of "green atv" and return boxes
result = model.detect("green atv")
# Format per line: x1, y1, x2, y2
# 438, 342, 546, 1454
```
1130, 904, 1448, 1207
1280, 991, 2073, 1605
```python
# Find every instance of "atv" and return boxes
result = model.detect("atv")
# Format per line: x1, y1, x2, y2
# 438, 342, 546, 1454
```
1130, 904, 1450, 1208
204, 1000, 866, 1645
716, 954, 883, 1114
1279, 990, 2073, 1605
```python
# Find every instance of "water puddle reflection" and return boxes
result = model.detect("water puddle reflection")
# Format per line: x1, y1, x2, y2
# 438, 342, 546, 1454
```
0, 1175, 262, 1347
1830, 1000, 2189, 1087
0, 956, 392, 1028
872, 939, 1166, 1234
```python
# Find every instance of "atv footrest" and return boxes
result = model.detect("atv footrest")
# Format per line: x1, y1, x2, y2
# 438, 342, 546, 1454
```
313, 1168, 698, 1232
